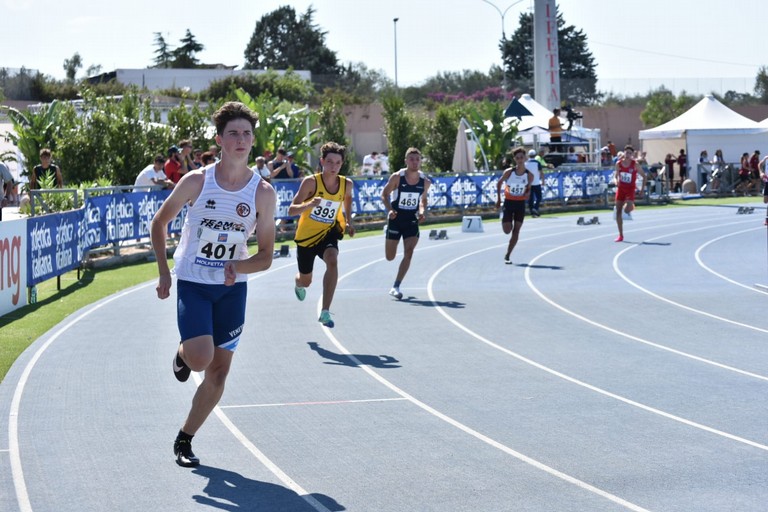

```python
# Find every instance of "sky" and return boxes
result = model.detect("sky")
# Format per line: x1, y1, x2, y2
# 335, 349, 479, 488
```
2, 0, 766, 97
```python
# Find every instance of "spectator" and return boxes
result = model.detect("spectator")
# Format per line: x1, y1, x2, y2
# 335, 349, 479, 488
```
677, 149, 688, 182
252, 156, 270, 182
526, 149, 544, 217
30, 148, 63, 189
362, 151, 379, 176
566, 146, 579, 163
759, 153, 768, 225
750, 150, 761, 184
191, 148, 204, 169
664, 153, 677, 191
207, 144, 219, 160
287, 152, 303, 177
736, 152, 753, 195
607, 140, 617, 157
548, 108, 563, 152
135, 155, 174, 189
164, 146, 184, 184
600, 147, 613, 167
269, 147, 296, 180
1, 161, 18, 205
201, 151, 216, 166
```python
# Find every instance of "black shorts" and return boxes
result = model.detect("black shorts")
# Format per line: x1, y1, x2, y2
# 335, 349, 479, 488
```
502, 199, 526, 223
296, 229, 340, 275
386, 215, 420, 240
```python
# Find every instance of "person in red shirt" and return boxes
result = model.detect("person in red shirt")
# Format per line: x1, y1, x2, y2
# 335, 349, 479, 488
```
613, 145, 646, 242
165, 146, 184, 184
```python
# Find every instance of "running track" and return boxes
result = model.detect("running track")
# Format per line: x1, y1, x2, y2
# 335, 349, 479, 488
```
1, 203, 767, 512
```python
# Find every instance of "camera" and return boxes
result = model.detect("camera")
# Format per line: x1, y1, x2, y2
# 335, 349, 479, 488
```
564, 105, 583, 130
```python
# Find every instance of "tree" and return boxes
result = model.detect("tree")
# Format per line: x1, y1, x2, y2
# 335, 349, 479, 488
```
317, 95, 353, 175
243, 6, 340, 76
63, 52, 82, 82
152, 32, 174, 69
205, 70, 314, 104
640, 87, 699, 127
172, 30, 204, 68
500, 12, 601, 105
755, 65, 768, 103
425, 103, 463, 172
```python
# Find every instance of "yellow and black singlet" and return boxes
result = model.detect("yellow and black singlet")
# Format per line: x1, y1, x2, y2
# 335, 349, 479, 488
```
294, 173, 347, 247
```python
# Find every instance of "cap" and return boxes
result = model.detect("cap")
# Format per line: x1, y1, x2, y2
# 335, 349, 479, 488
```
286, 151, 295, 157
168, 145, 179, 154
527, 149, 536, 157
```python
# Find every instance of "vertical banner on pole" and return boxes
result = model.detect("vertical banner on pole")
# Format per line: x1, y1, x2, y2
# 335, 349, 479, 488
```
533, 0, 560, 112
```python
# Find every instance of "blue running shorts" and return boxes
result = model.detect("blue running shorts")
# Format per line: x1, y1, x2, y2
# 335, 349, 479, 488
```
176, 280, 247, 351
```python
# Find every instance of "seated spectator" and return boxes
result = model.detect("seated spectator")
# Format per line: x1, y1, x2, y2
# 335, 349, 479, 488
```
1, 160, 19, 205
135, 155, 174, 189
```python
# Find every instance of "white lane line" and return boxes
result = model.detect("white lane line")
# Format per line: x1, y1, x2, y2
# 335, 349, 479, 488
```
192, 374, 333, 512
613, 223, 768, 335
220, 397, 408, 409
522, 225, 768, 382
694, 227, 768, 294
8, 283, 155, 512
425, 246, 768, 453
316, 261, 651, 512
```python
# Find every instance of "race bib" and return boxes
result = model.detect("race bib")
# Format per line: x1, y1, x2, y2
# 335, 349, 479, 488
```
398, 191, 420, 210
194, 227, 246, 268
309, 198, 341, 224
506, 182, 526, 196
619, 171, 633, 184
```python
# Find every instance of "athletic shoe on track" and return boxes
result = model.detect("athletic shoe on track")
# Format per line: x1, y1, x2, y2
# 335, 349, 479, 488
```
615, 235, 624, 242
389, 287, 403, 300
318, 310, 335, 328
173, 350, 191, 383
294, 285, 306, 301
174, 438, 200, 467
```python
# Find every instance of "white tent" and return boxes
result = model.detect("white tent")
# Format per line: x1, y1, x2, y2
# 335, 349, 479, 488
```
514, 94, 601, 158
760, 117, 768, 127
639, 95, 768, 187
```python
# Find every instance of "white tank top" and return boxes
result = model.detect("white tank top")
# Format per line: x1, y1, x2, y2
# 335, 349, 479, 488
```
173, 164, 261, 284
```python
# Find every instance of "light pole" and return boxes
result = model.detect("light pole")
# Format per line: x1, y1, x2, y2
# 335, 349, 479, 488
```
393, 17, 399, 88
480, 0, 523, 40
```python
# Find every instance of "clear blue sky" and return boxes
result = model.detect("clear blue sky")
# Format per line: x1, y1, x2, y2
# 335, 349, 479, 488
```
2, 0, 765, 96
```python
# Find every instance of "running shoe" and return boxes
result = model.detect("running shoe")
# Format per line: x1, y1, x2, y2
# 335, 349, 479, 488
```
294, 285, 306, 301
504, 253, 512, 265
318, 310, 335, 328
174, 438, 200, 467
622, 212, 633, 220
389, 287, 403, 300
172, 350, 191, 383
615, 235, 624, 242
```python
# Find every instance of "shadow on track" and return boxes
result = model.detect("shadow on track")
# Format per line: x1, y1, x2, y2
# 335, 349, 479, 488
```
308, 341, 400, 368
191, 465, 345, 511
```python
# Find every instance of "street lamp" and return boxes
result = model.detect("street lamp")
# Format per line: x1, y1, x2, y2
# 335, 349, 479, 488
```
480, 0, 523, 40
393, 17, 399, 88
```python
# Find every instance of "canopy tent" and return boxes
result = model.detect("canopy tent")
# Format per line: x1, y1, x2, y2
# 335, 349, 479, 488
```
639, 95, 768, 187
760, 117, 768, 127
452, 118, 489, 172
513, 94, 601, 158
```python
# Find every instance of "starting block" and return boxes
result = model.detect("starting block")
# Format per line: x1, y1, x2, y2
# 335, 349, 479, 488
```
737, 207, 755, 214
576, 216, 600, 225
428, 229, 449, 240
461, 215, 484, 232
273, 244, 291, 258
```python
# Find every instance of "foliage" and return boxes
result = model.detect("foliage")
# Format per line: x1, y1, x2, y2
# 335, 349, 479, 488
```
165, 98, 216, 149
205, 70, 314, 104
317, 95, 353, 175
152, 32, 174, 69
639, 87, 700, 127
315, 62, 394, 104
63, 53, 83, 82
233, 88, 319, 169
424, 103, 463, 172
243, 6, 340, 76
382, 94, 417, 171
755, 66, 768, 103
172, 30, 205, 69
465, 101, 520, 170
501, 12, 601, 106
1, 100, 69, 179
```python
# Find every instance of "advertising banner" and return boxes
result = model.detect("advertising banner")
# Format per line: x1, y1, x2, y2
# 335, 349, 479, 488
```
0, 218, 26, 316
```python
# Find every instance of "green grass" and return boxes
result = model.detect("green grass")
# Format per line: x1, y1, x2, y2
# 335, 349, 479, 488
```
0, 196, 761, 382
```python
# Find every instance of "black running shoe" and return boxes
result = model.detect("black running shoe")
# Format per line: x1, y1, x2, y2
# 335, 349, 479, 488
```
174, 438, 200, 467
173, 351, 191, 383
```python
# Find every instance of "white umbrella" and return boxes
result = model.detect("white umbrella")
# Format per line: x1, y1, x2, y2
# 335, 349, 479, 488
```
452, 118, 475, 172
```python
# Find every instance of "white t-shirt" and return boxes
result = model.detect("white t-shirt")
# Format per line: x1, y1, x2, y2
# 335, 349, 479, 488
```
362, 154, 378, 176
134, 164, 168, 187
253, 164, 270, 179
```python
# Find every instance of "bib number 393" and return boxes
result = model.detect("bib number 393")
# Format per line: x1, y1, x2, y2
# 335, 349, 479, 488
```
310, 199, 341, 224
194, 228, 245, 268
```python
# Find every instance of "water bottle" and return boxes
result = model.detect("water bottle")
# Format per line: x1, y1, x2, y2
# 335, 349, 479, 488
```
30, 286, 37, 304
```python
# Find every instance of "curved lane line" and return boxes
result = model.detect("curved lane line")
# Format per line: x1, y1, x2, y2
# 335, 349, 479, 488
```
317, 259, 652, 512
693, 227, 768, 294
